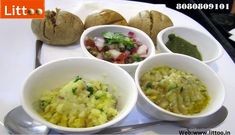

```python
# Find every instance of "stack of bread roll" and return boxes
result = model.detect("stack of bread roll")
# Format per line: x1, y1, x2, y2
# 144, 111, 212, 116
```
31, 8, 173, 46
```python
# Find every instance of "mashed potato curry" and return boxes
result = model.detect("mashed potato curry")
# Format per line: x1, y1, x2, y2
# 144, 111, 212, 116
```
140, 66, 210, 115
36, 76, 118, 128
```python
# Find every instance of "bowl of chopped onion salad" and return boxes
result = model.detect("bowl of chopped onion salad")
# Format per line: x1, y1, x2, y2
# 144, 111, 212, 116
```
80, 25, 155, 74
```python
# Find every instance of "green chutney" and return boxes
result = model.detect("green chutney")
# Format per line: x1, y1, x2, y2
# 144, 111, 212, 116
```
166, 34, 202, 60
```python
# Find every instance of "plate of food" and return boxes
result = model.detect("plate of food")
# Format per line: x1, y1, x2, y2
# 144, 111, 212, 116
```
38, 0, 215, 66
22, 0, 227, 134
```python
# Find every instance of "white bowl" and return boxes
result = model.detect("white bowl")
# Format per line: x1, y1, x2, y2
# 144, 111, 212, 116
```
21, 58, 137, 134
135, 53, 225, 121
80, 25, 155, 74
157, 26, 223, 64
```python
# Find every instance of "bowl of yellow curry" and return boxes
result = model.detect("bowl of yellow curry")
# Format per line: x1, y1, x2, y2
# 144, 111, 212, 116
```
21, 58, 137, 133
157, 26, 223, 64
135, 53, 225, 121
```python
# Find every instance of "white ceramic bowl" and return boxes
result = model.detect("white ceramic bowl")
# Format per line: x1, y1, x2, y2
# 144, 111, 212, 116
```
157, 26, 223, 64
135, 53, 225, 121
80, 25, 155, 74
21, 58, 137, 134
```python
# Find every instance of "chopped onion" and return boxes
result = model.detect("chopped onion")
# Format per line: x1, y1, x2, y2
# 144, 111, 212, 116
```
137, 45, 148, 55
94, 37, 105, 51
128, 31, 135, 38
109, 49, 121, 59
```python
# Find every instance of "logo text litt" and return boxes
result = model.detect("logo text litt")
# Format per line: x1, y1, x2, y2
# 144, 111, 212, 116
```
0, 0, 44, 18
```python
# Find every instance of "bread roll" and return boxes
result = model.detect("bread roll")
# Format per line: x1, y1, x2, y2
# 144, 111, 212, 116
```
129, 10, 173, 44
31, 9, 84, 45
128, 10, 151, 36
85, 9, 128, 29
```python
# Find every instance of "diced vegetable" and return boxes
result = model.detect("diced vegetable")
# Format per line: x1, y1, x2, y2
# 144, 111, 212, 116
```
128, 31, 135, 38
137, 45, 148, 55
84, 38, 96, 48
94, 37, 105, 51
109, 49, 121, 59
116, 52, 128, 64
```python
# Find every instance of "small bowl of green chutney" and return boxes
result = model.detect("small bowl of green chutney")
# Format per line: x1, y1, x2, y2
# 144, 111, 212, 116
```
157, 26, 223, 64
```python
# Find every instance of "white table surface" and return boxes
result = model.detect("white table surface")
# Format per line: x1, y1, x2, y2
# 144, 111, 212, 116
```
0, 0, 235, 134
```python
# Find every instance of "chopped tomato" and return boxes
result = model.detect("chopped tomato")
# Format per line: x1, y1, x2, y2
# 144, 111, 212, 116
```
116, 52, 129, 64
85, 38, 96, 48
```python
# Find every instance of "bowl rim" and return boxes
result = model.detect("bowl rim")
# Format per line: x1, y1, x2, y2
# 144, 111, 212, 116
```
157, 26, 223, 64
135, 53, 225, 119
80, 25, 156, 67
21, 57, 138, 132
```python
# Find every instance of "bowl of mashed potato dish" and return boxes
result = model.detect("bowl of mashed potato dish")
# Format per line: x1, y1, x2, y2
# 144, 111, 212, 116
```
21, 58, 137, 133
135, 53, 225, 121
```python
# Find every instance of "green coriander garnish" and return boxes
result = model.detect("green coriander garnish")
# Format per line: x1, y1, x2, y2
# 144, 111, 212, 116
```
102, 32, 134, 50
87, 86, 94, 95
74, 76, 82, 82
